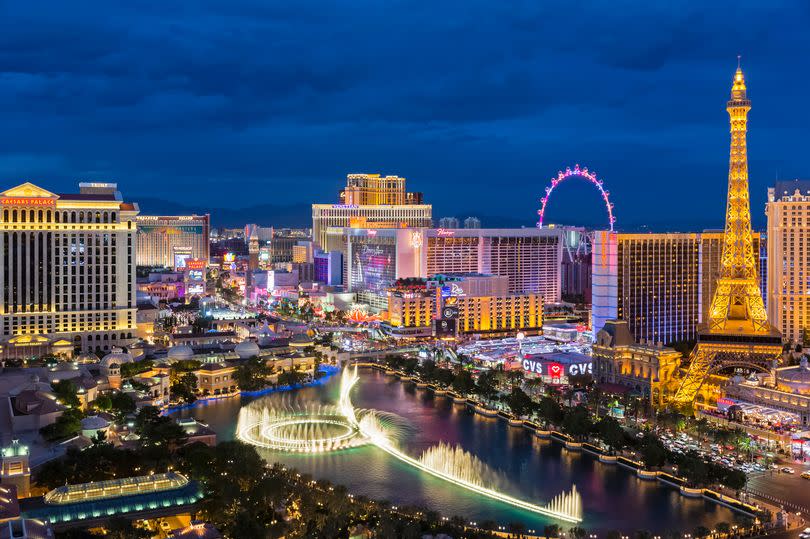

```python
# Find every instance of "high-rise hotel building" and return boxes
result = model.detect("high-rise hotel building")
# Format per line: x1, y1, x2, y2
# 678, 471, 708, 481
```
312, 173, 432, 251
135, 214, 210, 268
0, 182, 138, 357
592, 230, 761, 345
766, 180, 810, 343
339, 227, 563, 310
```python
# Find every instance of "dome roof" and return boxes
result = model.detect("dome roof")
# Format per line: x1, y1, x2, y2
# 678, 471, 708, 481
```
777, 357, 810, 394
101, 350, 134, 368
167, 345, 195, 361
81, 415, 110, 431
234, 340, 260, 359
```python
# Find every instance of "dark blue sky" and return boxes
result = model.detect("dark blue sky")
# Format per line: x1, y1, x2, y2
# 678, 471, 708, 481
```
0, 2, 808, 230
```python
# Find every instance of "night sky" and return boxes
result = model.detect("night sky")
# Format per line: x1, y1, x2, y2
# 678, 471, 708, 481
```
0, 2, 808, 230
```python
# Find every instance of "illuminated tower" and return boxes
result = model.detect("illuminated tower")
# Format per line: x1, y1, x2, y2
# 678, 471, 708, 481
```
671, 63, 782, 407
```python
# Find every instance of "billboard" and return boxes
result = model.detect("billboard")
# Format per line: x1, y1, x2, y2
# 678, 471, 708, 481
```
434, 318, 456, 338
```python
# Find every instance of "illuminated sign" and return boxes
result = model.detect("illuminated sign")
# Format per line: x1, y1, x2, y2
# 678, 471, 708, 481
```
223, 253, 236, 263
188, 270, 204, 281
441, 283, 466, 297
547, 362, 564, 378
436, 228, 455, 236
409, 231, 423, 249
185, 258, 207, 270
521, 359, 592, 377
1, 197, 55, 206
367, 230, 378, 236
332, 204, 359, 209
187, 284, 205, 295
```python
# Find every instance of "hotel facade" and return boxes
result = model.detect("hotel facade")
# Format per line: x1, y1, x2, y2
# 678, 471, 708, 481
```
0, 182, 139, 357
135, 214, 210, 269
592, 230, 761, 345
312, 173, 432, 251
340, 227, 563, 311
386, 274, 544, 338
766, 180, 810, 343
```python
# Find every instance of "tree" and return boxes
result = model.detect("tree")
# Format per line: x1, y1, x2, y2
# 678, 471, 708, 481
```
506, 387, 532, 417
109, 391, 136, 419
277, 369, 308, 387
93, 393, 112, 411
475, 370, 498, 400
542, 523, 559, 538
40, 408, 83, 441
722, 469, 747, 491
135, 406, 188, 449
537, 396, 564, 425
451, 370, 476, 394
569, 526, 587, 539
639, 433, 667, 468
692, 525, 711, 538
715, 522, 731, 534
52, 379, 81, 408
171, 372, 198, 404
562, 405, 593, 440
596, 416, 626, 453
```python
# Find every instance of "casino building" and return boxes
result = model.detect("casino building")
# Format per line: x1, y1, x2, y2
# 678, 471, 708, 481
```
339, 227, 563, 311
0, 182, 138, 357
591, 230, 762, 345
311, 173, 432, 251
386, 274, 544, 338
135, 214, 210, 269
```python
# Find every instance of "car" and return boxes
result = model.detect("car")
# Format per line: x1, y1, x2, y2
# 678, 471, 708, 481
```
799, 527, 810, 539
782, 467, 795, 474
801, 472, 810, 479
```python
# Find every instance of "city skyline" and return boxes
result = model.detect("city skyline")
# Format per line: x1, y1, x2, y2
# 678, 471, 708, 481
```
0, 3, 808, 229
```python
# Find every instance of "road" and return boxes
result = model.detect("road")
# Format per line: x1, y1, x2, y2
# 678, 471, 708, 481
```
747, 463, 810, 515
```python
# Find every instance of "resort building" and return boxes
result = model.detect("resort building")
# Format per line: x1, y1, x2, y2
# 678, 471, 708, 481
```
194, 363, 237, 396
135, 214, 210, 269
766, 179, 810, 343
312, 173, 432, 251
340, 227, 563, 311
0, 182, 138, 356
386, 274, 544, 338
591, 230, 761, 344
592, 320, 682, 407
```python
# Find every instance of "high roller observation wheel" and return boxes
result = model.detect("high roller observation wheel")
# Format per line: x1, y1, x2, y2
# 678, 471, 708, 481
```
536, 164, 616, 231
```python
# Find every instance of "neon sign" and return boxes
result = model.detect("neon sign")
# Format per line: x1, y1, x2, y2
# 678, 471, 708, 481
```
436, 228, 455, 236
2, 197, 54, 206
409, 231, 423, 249
332, 204, 359, 209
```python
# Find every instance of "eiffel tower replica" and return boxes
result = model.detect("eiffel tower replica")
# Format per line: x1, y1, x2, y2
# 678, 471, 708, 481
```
671, 62, 783, 407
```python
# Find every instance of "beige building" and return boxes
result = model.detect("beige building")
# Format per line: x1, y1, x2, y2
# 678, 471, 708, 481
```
387, 275, 544, 338
592, 319, 682, 407
312, 173, 432, 250
0, 182, 138, 356
766, 180, 810, 343
135, 214, 210, 269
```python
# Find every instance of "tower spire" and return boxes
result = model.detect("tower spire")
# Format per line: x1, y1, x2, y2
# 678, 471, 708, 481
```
670, 63, 782, 408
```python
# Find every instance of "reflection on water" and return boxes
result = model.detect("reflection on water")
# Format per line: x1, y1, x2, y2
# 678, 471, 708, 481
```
171, 370, 744, 533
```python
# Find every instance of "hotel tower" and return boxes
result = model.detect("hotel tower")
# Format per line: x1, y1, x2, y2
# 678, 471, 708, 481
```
0, 182, 139, 358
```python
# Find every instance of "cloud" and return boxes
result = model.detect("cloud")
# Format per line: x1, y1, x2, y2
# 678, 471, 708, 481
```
0, 1, 806, 228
